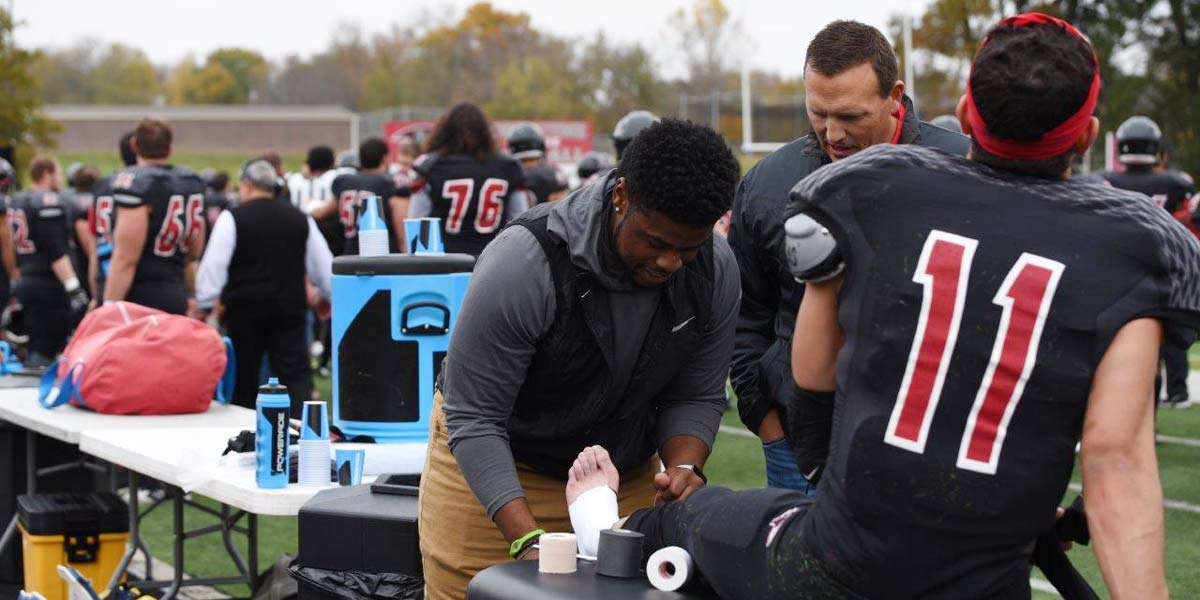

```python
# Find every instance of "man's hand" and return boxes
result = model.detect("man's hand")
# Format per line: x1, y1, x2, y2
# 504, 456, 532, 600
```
653, 465, 705, 505
517, 548, 539, 561
758, 408, 785, 442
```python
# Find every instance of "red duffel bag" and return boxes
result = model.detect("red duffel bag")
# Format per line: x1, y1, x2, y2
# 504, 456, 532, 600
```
38, 301, 235, 415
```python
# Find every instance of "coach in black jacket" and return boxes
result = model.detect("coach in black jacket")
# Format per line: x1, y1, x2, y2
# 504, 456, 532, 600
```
730, 20, 969, 492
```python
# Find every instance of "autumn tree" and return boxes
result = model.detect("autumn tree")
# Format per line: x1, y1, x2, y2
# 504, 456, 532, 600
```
0, 8, 59, 180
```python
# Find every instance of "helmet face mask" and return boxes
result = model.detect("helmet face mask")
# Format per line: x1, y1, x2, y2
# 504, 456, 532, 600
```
1116, 115, 1162, 166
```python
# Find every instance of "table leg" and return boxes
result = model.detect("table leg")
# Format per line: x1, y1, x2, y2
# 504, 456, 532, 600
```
160, 486, 185, 600
25, 429, 36, 493
248, 513, 259, 591
106, 470, 141, 593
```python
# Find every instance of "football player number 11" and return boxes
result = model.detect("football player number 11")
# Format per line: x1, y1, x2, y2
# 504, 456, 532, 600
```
885, 230, 1064, 475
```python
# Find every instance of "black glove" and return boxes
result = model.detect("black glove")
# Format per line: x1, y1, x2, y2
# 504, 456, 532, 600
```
68, 286, 89, 315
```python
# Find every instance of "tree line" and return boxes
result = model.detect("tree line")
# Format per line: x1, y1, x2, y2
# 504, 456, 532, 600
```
10, 0, 1200, 174
894, 0, 1200, 175
29, 1, 765, 137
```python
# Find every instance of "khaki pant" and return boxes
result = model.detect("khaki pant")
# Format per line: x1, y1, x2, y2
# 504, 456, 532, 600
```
419, 392, 658, 600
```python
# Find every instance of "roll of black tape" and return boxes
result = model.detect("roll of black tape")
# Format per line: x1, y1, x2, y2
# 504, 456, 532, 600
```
596, 528, 644, 578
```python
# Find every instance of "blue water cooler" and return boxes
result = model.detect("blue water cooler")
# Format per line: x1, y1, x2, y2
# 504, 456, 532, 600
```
331, 254, 474, 442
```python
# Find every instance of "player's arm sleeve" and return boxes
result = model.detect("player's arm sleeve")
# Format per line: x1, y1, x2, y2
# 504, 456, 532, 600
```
727, 173, 779, 435
304, 216, 333, 299
653, 237, 740, 453
504, 189, 530, 220
195, 211, 236, 310
31, 207, 69, 262
406, 188, 432, 219
442, 226, 554, 518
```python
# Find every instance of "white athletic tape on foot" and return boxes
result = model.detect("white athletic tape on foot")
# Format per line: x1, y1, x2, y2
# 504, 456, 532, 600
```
568, 485, 619, 557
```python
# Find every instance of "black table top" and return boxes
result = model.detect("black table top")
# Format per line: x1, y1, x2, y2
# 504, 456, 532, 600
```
467, 559, 713, 600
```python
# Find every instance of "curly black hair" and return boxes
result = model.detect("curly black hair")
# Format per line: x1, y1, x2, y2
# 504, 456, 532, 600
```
969, 21, 1096, 177
617, 118, 739, 227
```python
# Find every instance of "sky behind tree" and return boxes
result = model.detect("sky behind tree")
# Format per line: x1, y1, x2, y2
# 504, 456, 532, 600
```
13, 0, 931, 79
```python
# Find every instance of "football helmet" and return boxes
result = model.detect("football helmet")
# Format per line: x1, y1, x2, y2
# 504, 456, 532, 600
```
506, 123, 546, 160
612, 110, 660, 159
577, 151, 615, 180
1116, 116, 1162, 166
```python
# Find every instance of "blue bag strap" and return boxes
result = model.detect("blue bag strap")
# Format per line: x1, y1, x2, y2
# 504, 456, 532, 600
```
38, 361, 86, 409
215, 337, 236, 405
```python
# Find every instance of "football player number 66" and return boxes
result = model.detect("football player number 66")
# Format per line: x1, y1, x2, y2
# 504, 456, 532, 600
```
885, 230, 1064, 475
153, 194, 205, 257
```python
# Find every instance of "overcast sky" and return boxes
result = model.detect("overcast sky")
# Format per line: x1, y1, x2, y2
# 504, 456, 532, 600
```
13, 0, 931, 78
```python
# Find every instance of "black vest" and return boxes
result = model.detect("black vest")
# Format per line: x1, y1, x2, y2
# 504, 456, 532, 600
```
505, 205, 715, 478
222, 198, 309, 314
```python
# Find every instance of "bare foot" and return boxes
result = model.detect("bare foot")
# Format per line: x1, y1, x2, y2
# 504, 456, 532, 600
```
566, 445, 620, 506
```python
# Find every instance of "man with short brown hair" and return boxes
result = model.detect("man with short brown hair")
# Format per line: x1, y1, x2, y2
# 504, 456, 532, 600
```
103, 118, 206, 314
729, 20, 969, 493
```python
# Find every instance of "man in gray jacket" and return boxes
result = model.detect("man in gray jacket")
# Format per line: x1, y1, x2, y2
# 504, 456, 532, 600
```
418, 119, 742, 600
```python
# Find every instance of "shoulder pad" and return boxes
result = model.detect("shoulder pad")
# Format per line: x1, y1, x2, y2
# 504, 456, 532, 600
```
784, 213, 843, 282
412, 153, 438, 177
110, 167, 152, 196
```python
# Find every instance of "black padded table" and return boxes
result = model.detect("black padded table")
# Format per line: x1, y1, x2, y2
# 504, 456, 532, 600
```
467, 559, 714, 599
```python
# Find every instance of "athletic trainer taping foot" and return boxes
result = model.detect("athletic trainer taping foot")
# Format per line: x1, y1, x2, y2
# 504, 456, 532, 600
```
418, 119, 741, 600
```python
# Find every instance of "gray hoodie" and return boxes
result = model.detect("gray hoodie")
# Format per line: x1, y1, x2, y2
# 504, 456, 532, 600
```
442, 174, 740, 518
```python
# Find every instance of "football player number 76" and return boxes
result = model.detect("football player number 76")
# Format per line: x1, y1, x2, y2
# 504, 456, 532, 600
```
885, 230, 1064, 475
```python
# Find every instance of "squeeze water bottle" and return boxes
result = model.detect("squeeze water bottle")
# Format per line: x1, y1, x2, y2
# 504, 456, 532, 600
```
357, 195, 390, 257
255, 378, 291, 489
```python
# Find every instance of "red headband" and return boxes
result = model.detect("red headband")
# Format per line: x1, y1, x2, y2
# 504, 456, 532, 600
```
965, 13, 1101, 160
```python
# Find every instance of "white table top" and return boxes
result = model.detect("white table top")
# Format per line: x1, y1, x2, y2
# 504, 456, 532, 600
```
80, 426, 379, 516
0, 387, 255, 444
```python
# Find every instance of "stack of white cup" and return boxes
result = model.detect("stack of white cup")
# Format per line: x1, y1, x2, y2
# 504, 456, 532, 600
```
298, 401, 332, 487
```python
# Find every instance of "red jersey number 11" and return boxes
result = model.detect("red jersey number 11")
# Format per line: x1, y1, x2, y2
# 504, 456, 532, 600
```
885, 229, 1064, 475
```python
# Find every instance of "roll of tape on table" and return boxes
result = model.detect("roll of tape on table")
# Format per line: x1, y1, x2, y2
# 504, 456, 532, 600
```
596, 528, 644, 578
646, 546, 694, 592
538, 533, 578, 574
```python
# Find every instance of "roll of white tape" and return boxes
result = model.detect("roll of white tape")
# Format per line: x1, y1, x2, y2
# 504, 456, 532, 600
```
646, 546, 694, 592
537, 533, 578, 574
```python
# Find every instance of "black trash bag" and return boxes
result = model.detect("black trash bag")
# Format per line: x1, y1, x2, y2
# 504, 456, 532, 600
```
288, 565, 423, 600
254, 554, 299, 600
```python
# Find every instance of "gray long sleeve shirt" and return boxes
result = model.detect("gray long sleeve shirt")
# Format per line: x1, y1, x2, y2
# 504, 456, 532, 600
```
441, 180, 740, 518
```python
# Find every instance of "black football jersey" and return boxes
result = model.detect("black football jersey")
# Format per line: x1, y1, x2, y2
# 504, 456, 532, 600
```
91, 175, 116, 244
109, 164, 206, 285
329, 172, 400, 255
9, 190, 70, 280
521, 163, 568, 205
1096, 168, 1195, 215
412, 153, 525, 256
791, 145, 1200, 599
